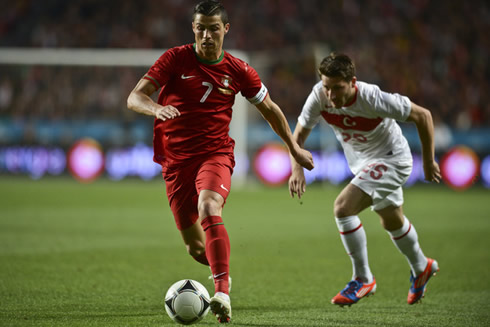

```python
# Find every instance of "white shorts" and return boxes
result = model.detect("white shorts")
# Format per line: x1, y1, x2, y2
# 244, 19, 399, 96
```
351, 158, 412, 211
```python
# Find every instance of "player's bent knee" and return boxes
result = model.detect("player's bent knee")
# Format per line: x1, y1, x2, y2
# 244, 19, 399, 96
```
198, 198, 222, 217
334, 199, 351, 218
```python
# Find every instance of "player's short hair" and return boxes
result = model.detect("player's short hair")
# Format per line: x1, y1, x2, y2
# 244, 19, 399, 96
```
318, 53, 356, 81
193, 0, 229, 25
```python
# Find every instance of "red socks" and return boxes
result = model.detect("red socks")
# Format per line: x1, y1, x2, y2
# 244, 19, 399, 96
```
201, 215, 230, 294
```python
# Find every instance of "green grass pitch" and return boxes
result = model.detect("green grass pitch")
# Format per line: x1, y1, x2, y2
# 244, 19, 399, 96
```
0, 177, 489, 326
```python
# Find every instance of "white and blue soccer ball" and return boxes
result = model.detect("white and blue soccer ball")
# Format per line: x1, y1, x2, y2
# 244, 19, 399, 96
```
165, 279, 210, 325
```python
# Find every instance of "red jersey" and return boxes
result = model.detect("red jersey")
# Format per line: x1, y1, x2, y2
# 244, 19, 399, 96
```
144, 43, 267, 165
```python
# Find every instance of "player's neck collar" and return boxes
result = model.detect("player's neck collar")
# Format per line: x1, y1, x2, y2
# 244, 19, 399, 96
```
344, 85, 358, 107
193, 43, 224, 65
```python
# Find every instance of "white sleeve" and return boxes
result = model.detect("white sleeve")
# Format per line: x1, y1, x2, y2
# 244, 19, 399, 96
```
298, 86, 323, 129
366, 84, 411, 121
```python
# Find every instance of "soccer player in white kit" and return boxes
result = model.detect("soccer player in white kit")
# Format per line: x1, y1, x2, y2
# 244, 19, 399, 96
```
288, 53, 441, 306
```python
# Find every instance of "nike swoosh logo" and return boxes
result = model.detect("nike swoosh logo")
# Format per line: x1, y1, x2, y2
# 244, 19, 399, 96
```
213, 272, 226, 279
220, 184, 229, 192
181, 74, 196, 79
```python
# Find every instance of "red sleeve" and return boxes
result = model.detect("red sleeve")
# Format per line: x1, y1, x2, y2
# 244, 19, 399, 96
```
143, 48, 178, 90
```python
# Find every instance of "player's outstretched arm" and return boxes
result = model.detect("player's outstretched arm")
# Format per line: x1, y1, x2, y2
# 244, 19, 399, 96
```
288, 122, 312, 199
127, 78, 180, 121
406, 103, 441, 183
255, 95, 314, 171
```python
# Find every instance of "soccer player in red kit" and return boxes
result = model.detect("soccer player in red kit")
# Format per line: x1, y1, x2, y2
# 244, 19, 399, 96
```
127, 0, 314, 323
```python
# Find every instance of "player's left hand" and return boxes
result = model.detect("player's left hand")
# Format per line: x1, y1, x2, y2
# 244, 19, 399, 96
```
289, 171, 306, 199
424, 160, 441, 183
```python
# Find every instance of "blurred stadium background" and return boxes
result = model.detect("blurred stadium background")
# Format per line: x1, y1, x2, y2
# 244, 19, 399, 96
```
0, 0, 489, 190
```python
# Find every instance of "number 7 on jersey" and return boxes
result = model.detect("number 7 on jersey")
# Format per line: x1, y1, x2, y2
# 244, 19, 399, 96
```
200, 82, 213, 103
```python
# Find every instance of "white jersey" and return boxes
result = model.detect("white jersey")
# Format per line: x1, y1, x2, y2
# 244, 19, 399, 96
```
298, 81, 413, 174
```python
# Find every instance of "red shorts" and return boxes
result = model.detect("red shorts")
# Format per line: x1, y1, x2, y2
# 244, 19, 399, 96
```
162, 153, 234, 231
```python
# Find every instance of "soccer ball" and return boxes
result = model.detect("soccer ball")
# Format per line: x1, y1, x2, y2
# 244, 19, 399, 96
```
164, 279, 210, 325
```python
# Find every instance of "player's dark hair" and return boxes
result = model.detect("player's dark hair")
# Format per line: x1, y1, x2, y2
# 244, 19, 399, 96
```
318, 52, 356, 81
193, 0, 229, 25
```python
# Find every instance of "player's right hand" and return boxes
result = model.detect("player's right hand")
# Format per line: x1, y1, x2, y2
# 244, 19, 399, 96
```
155, 105, 180, 121
424, 160, 441, 183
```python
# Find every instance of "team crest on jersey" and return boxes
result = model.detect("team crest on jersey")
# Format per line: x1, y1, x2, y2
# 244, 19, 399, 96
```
221, 75, 232, 87
321, 111, 383, 131
219, 75, 233, 95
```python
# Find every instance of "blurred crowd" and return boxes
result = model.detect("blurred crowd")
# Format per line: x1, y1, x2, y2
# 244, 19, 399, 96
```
0, 0, 489, 130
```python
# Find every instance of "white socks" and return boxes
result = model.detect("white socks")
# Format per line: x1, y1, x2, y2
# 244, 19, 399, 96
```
335, 216, 373, 283
336, 215, 428, 280
387, 216, 428, 276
